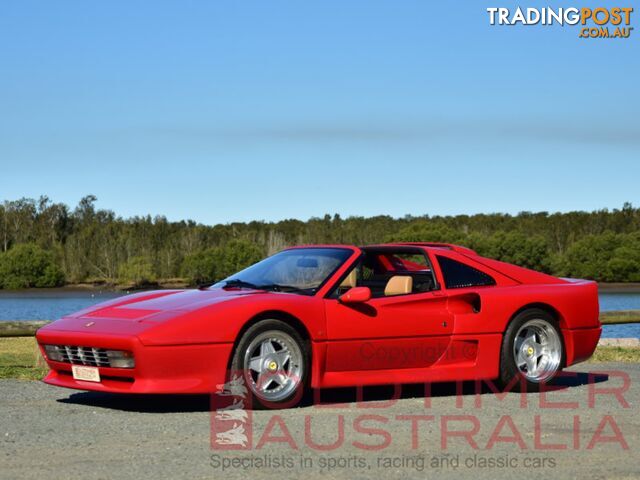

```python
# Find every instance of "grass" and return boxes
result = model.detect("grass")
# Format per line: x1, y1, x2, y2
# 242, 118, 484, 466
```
0, 337, 638, 381
590, 346, 640, 362
600, 310, 640, 324
0, 337, 49, 380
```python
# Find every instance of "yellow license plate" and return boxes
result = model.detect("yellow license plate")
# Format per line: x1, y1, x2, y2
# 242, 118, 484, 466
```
71, 365, 101, 382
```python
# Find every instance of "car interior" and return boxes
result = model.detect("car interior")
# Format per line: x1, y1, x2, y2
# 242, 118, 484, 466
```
335, 248, 437, 298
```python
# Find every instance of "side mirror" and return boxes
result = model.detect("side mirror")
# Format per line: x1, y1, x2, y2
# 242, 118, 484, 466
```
338, 286, 371, 304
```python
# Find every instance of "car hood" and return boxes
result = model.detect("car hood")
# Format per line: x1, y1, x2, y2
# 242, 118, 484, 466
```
73, 288, 262, 320
37, 288, 267, 339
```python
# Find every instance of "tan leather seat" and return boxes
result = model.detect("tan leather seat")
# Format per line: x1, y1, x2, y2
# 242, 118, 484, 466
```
339, 269, 357, 289
384, 275, 413, 296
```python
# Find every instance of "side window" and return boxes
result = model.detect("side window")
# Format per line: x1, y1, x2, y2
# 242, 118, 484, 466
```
436, 256, 495, 289
333, 250, 437, 298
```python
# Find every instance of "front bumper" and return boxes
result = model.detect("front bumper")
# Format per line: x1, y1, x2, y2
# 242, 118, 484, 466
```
37, 329, 233, 394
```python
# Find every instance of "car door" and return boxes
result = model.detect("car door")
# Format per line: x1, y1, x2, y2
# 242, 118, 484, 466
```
322, 248, 455, 373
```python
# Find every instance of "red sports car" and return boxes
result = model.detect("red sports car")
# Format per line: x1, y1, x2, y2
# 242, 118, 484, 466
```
36, 243, 601, 408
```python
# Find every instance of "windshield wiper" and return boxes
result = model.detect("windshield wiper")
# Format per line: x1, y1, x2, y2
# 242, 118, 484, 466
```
222, 280, 309, 294
222, 279, 260, 290
256, 283, 308, 293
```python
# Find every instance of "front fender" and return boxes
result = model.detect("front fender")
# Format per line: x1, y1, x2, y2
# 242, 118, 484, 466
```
137, 294, 325, 346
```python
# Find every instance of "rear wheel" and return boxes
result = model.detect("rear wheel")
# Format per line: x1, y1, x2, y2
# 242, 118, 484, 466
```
499, 309, 564, 391
230, 319, 308, 409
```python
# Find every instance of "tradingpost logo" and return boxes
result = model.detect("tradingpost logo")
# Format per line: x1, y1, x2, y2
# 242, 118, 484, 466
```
487, 7, 634, 38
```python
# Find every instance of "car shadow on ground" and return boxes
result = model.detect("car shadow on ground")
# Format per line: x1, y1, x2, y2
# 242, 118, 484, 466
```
312, 371, 609, 407
57, 371, 609, 413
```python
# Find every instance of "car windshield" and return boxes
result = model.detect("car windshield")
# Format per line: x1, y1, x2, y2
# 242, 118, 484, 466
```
212, 248, 353, 295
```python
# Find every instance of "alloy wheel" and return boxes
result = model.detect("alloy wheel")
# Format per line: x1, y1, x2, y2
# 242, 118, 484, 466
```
513, 319, 562, 383
242, 330, 304, 402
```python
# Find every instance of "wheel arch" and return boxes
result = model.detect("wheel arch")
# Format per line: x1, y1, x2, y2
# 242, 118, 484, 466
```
507, 302, 567, 330
226, 310, 312, 370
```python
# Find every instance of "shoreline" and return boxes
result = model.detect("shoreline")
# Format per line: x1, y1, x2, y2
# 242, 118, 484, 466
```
0, 280, 190, 294
597, 283, 640, 293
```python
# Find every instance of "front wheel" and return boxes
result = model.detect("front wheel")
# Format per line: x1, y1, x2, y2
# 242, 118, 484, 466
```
229, 319, 309, 409
499, 309, 564, 391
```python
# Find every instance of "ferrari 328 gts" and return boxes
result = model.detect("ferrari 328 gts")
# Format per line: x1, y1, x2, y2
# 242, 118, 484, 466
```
36, 243, 601, 408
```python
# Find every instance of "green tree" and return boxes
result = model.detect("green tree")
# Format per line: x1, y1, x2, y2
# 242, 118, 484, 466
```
118, 256, 156, 286
0, 243, 65, 288
478, 231, 551, 272
1, 195, 639, 286
181, 240, 264, 285
181, 248, 219, 285
606, 233, 640, 282
215, 240, 264, 279
555, 232, 622, 281
386, 222, 466, 244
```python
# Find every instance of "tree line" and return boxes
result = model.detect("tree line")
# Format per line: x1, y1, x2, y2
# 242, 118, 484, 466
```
0, 195, 638, 288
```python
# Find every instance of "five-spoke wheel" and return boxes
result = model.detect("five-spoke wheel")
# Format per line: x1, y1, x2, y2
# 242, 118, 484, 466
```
230, 319, 308, 408
500, 308, 564, 390
243, 331, 304, 403
513, 319, 562, 383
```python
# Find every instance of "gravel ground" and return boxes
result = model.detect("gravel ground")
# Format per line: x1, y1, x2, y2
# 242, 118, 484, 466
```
1, 362, 638, 480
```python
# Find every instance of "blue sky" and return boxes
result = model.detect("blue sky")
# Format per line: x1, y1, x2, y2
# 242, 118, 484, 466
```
1, 1, 638, 224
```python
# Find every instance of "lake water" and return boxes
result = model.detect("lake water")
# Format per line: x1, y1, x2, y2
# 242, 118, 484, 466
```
0, 290, 126, 321
599, 293, 640, 312
598, 293, 640, 339
0, 289, 639, 337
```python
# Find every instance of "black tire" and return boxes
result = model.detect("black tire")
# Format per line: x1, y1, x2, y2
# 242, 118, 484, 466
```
229, 319, 309, 409
498, 308, 565, 392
